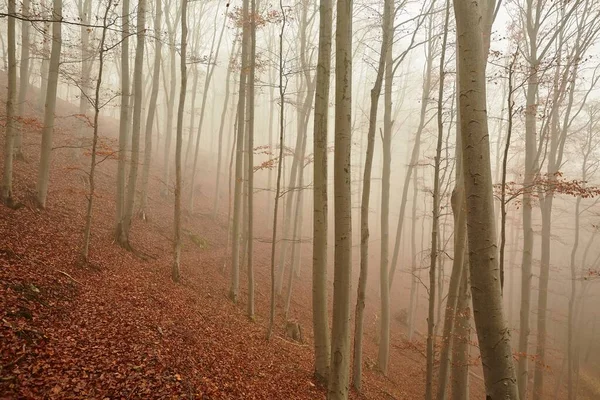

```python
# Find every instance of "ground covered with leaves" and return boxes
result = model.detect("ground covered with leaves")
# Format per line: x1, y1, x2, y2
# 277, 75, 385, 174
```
0, 77, 479, 399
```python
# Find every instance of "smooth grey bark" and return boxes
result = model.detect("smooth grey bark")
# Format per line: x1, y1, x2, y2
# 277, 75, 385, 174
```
36, 0, 62, 208
453, 0, 519, 397
246, 0, 256, 319
15, 0, 30, 160
353, 0, 391, 388
451, 259, 470, 400
82, 0, 111, 263
2, 0, 17, 204
230, 0, 250, 303
268, 1, 287, 339
115, 0, 130, 231
327, 0, 352, 395
173, 0, 186, 282
161, 1, 180, 197
37, 1, 50, 111
426, 3, 449, 398
118, 0, 146, 248
312, 0, 332, 381
139, 0, 163, 220
377, 0, 394, 374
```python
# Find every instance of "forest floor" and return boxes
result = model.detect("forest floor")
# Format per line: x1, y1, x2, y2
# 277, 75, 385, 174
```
0, 77, 440, 399
4, 74, 594, 400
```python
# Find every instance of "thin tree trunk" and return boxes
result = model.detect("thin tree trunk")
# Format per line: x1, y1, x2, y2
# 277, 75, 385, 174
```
173, 0, 187, 282
36, 0, 62, 208
2, 0, 17, 204
352, 0, 391, 388
82, 1, 111, 262
230, 0, 250, 303
118, 0, 146, 247
213, 34, 238, 217
268, 0, 287, 339
426, 4, 449, 398
15, 0, 30, 160
246, 0, 256, 319
377, 0, 394, 374
115, 0, 130, 230
139, 0, 163, 220
451, 260, 470, 400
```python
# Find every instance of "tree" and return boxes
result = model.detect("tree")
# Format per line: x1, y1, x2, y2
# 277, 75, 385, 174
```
115, 0, 130, 233
425, 2, 449, 398
36, 0, 62, 208
82, 0, 114, 263
453, 0, 519, 397
230, 0, 250, 303
2, 0, 17, 205
15, 0, 30, 160
312, 0, 332, 382
245, 0, 256, 319
173, 0, 187, 282
117, 0, 147, 248
352, 0, 391, 388
138, 0, 163, 221
328, 0, 352, 396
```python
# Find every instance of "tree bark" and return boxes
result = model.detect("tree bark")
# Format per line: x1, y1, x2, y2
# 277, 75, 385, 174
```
2, 0, 17, 204
172, 0, 186, 282
139, 0, 163, 220
327, 0, 352, 395
15, 0, 30, 160
36, 0, 62, 208
453, 0, 519, 397
352, 0, 391, 388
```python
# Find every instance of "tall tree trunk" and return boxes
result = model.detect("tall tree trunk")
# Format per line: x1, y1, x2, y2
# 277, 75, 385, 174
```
82, 1, 111, 262
451, 260, 470, 400
213, 34, 238, 217
246, 0, 256, 319
312, 0, 332, 381
352, 0, 391, 388
36, 0, 62, 208
173, 0, 186, 282
118, 0, 146, 248
189, 3, 227, 211
426, 4, 449, 398
377, 0, 394, 374
453, 0, 519, 397
2, 0, 17, 204
230, 0, 250, 303
116, 0, 130, 230
38, 1, 50, 111
327, 0, 352, 395
139, 0, 163, 220
268, 0, 287, 339
15, 0, 30, 160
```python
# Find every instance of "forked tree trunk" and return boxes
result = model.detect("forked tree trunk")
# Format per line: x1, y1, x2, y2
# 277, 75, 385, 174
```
327, 0, 352, 395
36, 0, 62, 208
